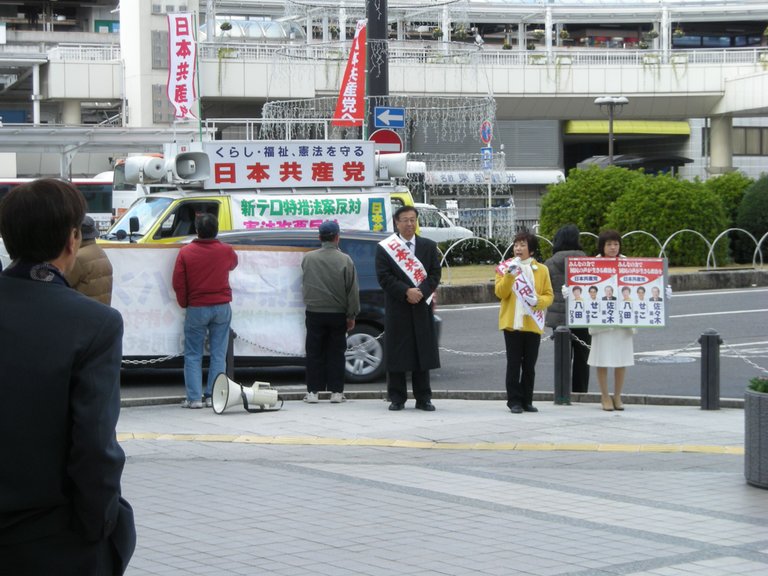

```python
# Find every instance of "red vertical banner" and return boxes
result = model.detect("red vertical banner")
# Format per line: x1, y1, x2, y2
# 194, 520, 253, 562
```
332, 20, 367, 127
167, 13, 198, 121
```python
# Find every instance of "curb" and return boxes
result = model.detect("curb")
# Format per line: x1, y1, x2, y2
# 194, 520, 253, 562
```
122, 390, 745, 409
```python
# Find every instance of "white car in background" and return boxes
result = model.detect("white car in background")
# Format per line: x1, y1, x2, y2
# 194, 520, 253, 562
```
414, 203, 474, 243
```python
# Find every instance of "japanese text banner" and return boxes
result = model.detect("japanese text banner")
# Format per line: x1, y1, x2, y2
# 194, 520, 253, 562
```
203, 140, 375, 189
231, 193, 391, 232
332, 20, 367, 127
565, 257, 667, 328
167, 13, 198, 120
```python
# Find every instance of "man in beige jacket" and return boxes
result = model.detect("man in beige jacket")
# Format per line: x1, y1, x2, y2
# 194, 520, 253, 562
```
66, 215, 113, 305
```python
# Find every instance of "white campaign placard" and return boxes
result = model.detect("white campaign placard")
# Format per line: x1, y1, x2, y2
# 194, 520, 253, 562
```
105, 244, 309, 358
202, 140, 375, 189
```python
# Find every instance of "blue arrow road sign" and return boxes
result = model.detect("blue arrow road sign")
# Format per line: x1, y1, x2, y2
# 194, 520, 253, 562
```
481, 146, 493, 170
374, 106, 405, 128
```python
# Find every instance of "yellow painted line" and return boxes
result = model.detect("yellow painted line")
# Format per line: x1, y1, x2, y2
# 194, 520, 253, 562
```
119, 432, 743, 455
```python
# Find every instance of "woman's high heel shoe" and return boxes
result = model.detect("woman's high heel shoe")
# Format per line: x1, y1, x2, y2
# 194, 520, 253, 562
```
601, 396, 614, 411
612, 396, 625, 411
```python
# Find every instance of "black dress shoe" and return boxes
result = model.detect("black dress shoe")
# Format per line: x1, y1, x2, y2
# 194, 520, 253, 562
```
508, 404, 523, 414
388, 402, 405, 411
415, 401, 436, 412
522, 404, 539, 413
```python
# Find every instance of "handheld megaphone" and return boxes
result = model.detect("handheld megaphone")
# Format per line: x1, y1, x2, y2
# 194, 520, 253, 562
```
212, 373, 283, 414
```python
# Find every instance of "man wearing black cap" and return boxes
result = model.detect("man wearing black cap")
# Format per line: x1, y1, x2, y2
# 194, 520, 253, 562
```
66, 215, 114, 305
301, 220, 360, 404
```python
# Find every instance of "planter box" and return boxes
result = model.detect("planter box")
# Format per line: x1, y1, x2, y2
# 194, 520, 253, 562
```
745, 389, 768, 489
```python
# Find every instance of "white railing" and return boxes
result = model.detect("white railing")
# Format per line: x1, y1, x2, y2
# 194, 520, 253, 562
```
47, 43, 121, 62
44, 41, 768, 68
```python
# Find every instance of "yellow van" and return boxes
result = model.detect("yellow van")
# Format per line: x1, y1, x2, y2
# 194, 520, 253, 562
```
102, 186, 416, 244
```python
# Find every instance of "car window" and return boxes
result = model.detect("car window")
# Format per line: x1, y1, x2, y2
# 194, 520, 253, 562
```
419, 208, 446, 228
154, 201, 220, 240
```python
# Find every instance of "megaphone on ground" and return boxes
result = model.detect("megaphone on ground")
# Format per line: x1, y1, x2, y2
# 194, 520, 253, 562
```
212, 373, 283, 414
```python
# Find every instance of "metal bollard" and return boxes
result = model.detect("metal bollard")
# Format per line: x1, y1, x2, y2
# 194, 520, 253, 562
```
553, 326, 572, 405
699, 329, 722, 410
226, 328, 236, 379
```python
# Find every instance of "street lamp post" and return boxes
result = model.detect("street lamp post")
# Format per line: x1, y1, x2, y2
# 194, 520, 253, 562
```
594, 96, 628, 165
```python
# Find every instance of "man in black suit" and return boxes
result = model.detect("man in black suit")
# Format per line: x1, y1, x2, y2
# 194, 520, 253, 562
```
376, 206, 441, 412
0, 179, 135, 575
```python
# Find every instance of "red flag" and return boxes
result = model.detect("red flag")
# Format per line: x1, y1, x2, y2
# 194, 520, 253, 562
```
332, 20, 367, 127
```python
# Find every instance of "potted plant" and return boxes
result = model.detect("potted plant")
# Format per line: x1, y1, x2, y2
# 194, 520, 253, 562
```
559, 29, 570, 41
453, 26, 467, 41
219, 21, 232, 37
673, 27, 685, 38
745, 376, 768, 489
638, 41, 650, 50
502, 39, 512, 50
432, 27, 443, 40
532, 29, 545, 41
644, 30, 659, 40
329, 24, 339, 39
526, 42, 536, 51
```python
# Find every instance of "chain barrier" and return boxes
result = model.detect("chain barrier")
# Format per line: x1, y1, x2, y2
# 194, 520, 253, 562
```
721, 342, 768, 376
121, 352, 183, 366
234, 333, 303, 357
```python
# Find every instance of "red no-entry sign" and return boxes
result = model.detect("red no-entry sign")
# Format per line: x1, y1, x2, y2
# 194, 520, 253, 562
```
369, 129, 403, 154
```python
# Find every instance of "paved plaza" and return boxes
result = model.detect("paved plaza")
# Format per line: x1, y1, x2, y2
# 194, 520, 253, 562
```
117, 395, 767, 576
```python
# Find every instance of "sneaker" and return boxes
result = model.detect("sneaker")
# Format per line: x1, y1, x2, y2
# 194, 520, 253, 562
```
204, 397, 213, 408
181, 399, 203, 409
303, 392, 319, 404
330, 393, 346, 404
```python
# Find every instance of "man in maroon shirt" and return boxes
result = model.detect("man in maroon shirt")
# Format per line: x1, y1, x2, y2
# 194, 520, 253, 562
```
172, 213, 238, 408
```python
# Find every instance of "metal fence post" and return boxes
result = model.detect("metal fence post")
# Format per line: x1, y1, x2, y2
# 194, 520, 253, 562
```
554, 326, 572, 405
699, 329, 722, 410
226, 328, 236, 379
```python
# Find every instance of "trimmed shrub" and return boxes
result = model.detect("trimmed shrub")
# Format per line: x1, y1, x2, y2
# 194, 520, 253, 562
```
438, 237, 508, 266
733, 175, 768, 264
539, 165, 646, 255
703, 171, 753, 226
604, 173, 729, 266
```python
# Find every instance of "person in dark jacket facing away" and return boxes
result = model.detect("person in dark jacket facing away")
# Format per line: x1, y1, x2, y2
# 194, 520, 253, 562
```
301, 220, 360, 404
66, 215, 113, 305
172, 213, 238, 409
544, 224, 592, 393
0, 179, 135, 575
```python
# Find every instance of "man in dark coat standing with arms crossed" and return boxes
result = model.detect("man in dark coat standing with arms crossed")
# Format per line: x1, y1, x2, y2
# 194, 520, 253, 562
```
376, 206, 441, 411
0, 179, 135, 575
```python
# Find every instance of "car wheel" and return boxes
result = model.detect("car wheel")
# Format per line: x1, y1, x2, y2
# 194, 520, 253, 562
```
345, 324, 385, 383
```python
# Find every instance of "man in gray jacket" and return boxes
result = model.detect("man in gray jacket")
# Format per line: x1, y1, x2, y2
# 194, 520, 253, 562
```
301, 220, 360, 403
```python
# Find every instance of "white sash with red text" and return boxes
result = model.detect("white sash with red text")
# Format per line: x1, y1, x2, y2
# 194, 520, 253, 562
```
497, 257, 546, 330
379, 234, 434, 304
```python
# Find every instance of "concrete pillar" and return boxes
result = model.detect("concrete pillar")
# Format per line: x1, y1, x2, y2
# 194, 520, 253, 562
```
660, 7, 670, 63
709, 115, 734, 175
31, 64, 41, 125
61, 101, 81, 125
545, 7, 553, 61
339, 3, 347, 42
120, 1, 168, 127
517, 22, 525, 51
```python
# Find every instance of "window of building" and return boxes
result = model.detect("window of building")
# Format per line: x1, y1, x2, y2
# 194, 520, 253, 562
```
704, 126, 768, 157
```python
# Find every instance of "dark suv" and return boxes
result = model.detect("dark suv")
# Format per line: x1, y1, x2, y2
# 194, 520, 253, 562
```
219, 229, 441, 383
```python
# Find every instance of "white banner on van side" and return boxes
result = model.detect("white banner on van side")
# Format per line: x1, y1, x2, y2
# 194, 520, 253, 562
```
105, 245, 308, 358
230, 192, 390, 232
203, 140, 375, 189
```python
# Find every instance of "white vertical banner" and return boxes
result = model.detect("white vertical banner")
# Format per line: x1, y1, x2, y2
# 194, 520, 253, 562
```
166, 13, 198, 120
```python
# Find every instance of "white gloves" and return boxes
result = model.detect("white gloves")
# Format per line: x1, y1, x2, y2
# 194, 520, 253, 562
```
561, 285, 569, 299
665, 284, 673, 299
522, 293, 538, 308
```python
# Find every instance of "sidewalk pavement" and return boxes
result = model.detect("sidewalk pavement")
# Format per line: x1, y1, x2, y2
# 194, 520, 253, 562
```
118, 397, 768, 576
